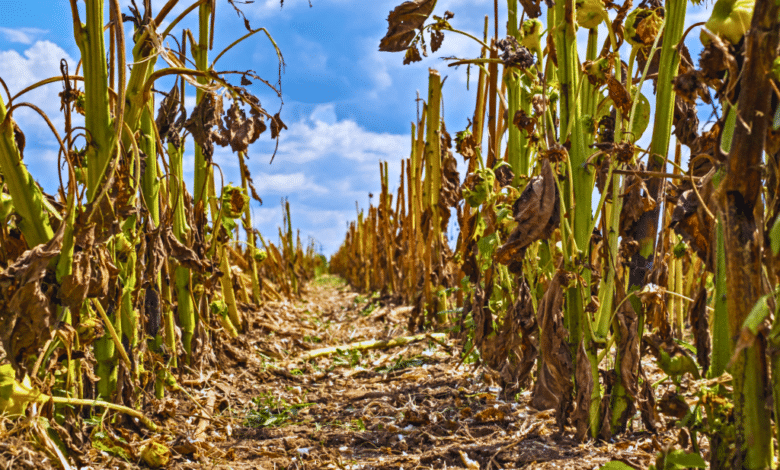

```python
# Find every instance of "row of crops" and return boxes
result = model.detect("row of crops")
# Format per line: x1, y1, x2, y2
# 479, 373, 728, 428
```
0, 0, 323, 461
332, 0, 780, 467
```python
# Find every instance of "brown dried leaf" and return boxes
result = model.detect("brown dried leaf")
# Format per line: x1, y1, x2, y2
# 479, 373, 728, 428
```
379, 0, 437, 52
495, 160, 560, 268
217, 99, 267, 154
689, 287, 711, 372
518, 0, 542, 18
270, 112, 287, 139
164, 228, 204, 271
156, 83, 186, 149
0, 228, 63, 377
531, 268, 573, 429
606, 75, 632, 115
619, 168, 656, 237
494, 164, 514, 187
669, 187, 714, 268
184, 92, 224, 158
571, 340, 593, 441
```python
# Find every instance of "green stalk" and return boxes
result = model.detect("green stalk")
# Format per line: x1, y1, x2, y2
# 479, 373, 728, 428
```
627, 0, 687, 288
0, 94, 54, 247
505, 0, 524, 182
718, 0, 778, 463
169, 141, 195, 363
424, 69, 443, 238
239, 152, 262, 304
193, 0, 212, 209
219, 244, 243, 331
75, 0, 117, 202
554, 0, 599, 438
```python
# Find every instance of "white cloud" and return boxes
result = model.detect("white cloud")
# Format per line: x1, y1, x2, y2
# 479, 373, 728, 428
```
0, 27, 48, 45
253, 172, 328, 195
265, 104, 408, 164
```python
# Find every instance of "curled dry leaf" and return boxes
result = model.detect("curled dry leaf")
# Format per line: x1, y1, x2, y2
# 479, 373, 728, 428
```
606, 75, 632, 115
216, 98, 267, 154
518, 0, 543, 18
0, 228, 63, 377
184, 92, 224, 158
513, 109, 537, 135
612, 298, 641, 433
572, 340, 593, 441
494, 164, 515, 187
270, 112, 288, 139
156, 83, 186, 149
479, 281, 538, 394
495, 160, 560, 269
619, 167, 657, 237
669, 179, 715, 268
689, 286, 711, 373
531, 268, 573, 426
378, 0, 437, 52
164, 228, 205, 272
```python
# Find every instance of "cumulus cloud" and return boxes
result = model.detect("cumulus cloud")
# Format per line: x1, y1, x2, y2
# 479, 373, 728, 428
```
252, 172, 328, 195
0, 27, 48, 44
262, 104, 408, 164
0, 41, 77, 136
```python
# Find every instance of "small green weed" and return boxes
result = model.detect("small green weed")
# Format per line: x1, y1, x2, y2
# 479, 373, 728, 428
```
244, 392, 313, 428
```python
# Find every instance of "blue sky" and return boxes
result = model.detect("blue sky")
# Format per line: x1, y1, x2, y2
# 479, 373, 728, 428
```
0, 0, 712, 255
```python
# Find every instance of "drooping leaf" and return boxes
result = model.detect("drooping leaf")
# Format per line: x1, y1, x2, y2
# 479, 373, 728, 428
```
495, 160, 560, 269
379, 0, 437, 52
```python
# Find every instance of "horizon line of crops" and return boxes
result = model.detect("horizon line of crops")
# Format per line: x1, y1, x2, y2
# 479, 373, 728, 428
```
332, 0, 780, 467
0, 0, 323, 463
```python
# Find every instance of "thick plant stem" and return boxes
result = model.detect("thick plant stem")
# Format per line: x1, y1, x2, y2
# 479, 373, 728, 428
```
0, 94, 54, 247
719, 0, 779, 465
554, 0, 599, 438
193, 1, 212, 210
627, 0, 687, 288
505, 0, 524, 182
169, 141, 194, 363
75, 0, 117, 202
238, 152, 262, 304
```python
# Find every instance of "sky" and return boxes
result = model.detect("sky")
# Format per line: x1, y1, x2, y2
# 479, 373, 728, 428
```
0, 0, 713, 255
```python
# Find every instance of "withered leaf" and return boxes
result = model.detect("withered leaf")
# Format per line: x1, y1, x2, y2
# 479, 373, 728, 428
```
403, 45, 423, 65
619, 168, 656, 237
531, 268, 573, 431
495, 160, 560, 268
156, 83, 186, 148
430, 29, 444, 53
145, 285, 161, 338
606, 75, 632, 115
270, 112, 287, 139
478, 281, 538, 394
688, 287, 711, 373
669, 186, 714, 267
572, 340, 593, 441
0, 227, 63, 378
518, 0, 542, 18
379, 0, 437, 52
217, 99, 267, 154
494, 164, 514, 187
513, 109, 536, 135
164, 228, 204, 271
184, 92, 224, 158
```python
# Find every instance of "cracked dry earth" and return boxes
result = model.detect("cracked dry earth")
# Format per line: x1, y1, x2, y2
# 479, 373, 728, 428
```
3, 275, 678, 469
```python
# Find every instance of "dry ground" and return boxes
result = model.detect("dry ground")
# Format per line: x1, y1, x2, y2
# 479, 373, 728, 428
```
1, 275, 682, 469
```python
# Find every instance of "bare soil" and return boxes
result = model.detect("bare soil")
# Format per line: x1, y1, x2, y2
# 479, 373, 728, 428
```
1, 275, 679, 469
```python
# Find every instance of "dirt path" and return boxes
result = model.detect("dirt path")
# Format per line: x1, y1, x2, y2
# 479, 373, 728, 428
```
3, 276, 670, 469
142, 274, 666, 470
